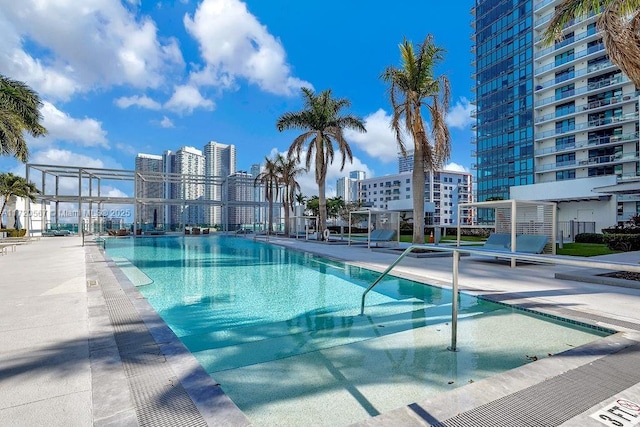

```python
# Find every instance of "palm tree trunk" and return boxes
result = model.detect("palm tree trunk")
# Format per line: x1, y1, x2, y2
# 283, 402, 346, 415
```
283, 198, 291, 236
318, 180, 327, 239
412, 146, 426, 244
267, 190, 273, 235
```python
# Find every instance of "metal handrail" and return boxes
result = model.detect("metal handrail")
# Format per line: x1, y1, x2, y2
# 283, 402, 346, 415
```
360, 244, 640, 351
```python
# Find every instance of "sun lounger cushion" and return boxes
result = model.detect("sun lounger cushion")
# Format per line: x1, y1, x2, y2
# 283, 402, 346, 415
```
370, 229, 396, 241
515, 234, 548, 254
483, 233, 511, 250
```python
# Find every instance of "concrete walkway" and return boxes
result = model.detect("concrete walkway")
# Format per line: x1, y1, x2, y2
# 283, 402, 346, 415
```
0, 237, 91, 426
2, 236, 640, 426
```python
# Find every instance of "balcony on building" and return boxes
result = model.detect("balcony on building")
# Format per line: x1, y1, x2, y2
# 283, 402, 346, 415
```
535, 132, 640, 157
534, 41, 606, 78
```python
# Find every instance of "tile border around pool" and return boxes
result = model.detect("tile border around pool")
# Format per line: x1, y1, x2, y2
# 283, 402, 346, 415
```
86, 243, 251, 426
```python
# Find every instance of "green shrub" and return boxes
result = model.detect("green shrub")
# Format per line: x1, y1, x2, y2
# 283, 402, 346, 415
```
603, 233, 640, 252
575, 233, 604, 244
0, 228, 25, 237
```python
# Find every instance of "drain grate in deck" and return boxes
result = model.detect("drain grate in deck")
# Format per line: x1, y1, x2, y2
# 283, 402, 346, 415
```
99, 275, 207, 427
432, 343, 640, 426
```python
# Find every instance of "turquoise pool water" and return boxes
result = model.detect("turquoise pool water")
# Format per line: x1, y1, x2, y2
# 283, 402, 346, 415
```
106, 235, 611, 426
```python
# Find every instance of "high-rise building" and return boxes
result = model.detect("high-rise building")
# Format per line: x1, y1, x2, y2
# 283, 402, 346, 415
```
359, 170, 473, 226
398, 150, 415, 174
175, 146, 205, 226
135, 153, 164, 227
350, 171, 366, 180
204, 141, 236, 225
472, 1, 639, 231
336, 171, 366, 203
472, 1, 534, 223
227, 171, 255, 230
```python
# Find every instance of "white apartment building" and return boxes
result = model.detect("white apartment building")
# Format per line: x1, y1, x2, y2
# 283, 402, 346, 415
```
359, 170, 473, 226
508, 2, 640, 232
173, 146, 205, 226
135, 153, 164, 227
204, 141, 236, 225
227, 171, 255, 229
336, 171, 366, 203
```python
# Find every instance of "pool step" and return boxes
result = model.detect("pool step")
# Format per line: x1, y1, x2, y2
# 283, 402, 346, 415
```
111, 257, 153, 286
192, 302, 488, 374
181, 299, 428, 352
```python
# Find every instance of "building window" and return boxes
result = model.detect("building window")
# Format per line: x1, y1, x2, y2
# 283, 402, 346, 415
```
555, 49, 574, 67
556, 170, 576, 180
555, 83, 575, 100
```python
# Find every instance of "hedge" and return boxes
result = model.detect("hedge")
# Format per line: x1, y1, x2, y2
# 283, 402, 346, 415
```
0, 228, 26, 237
574, 233, 604, 244
603, 233, 640, 252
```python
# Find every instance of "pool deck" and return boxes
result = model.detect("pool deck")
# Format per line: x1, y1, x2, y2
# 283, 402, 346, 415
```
1, 235, 640, 426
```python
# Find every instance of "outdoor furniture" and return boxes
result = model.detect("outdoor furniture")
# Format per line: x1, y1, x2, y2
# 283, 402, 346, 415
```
482, 233, 512, 251
368, 229, 397, 247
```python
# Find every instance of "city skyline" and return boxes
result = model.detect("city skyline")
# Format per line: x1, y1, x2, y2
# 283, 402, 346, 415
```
0, 0, 476, 198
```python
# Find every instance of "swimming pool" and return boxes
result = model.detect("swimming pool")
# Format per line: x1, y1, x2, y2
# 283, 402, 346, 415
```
106, 235, 610, 426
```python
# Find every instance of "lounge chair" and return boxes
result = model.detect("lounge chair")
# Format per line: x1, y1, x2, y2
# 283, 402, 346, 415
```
514, 234, 548, 254
193, 227, 201, 235
368, 229, 397, 247
482, 233, 512, 251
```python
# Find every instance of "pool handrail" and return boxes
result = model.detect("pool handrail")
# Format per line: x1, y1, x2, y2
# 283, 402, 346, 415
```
360, 244, 640, 351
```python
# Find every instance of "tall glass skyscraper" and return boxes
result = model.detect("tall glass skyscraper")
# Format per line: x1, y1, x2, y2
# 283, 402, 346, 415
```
472, 0, 534, 222
473, 0, 640, 231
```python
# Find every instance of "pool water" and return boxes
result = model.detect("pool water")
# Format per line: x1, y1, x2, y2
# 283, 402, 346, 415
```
106, 236, 610, 426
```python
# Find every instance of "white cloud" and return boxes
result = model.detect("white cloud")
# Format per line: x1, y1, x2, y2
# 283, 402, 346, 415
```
443, 162, 470, 173
345, 109, 406, 162
31, 148, 107, 168
115, 95, 162, 110
159, 116, 175, 128
0, 0, 184, 100
183, 0, 311, 96
446, 97, 474, 130
35, 102, 108, 148
165, 84, 215, 114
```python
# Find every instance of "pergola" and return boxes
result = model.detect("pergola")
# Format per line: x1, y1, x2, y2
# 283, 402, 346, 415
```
288, 215, 318, 239
456, 199, 557, 266
24, 164, 273, 236
348, 208, 400, 248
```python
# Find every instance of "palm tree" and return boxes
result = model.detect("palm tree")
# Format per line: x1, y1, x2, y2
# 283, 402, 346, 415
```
543, 1, 640, 87
0, 75, 47, 162
0, 172, 39, 229
277, 88, 366, 239
254, 156, 280, 235
381, 35, 451, 244
295, 192, 307, 207
277, 154, 304, 236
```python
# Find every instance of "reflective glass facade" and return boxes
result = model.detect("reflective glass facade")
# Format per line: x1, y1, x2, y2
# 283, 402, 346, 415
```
473, 0, 533, 222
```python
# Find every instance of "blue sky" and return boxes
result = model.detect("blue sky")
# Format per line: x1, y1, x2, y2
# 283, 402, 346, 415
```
0, 0, 475, 197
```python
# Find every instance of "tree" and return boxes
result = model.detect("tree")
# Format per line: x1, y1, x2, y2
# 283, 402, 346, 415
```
277, 154, 304, 236
543, 1, 640, 87
0, 172, 39, 229
326, 196, 345, 221
306, 195, 320, 217
295, 192, 307, 207
254, 156, 280, 235
0, 75, 47, 162
277, 88, 366, 239
381, 35, 451, 243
